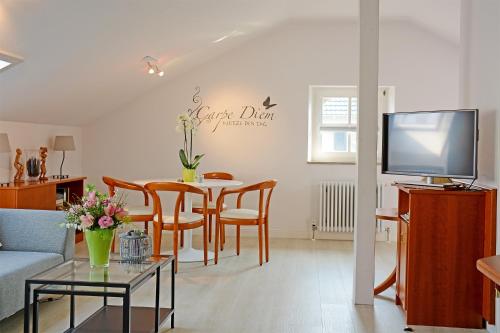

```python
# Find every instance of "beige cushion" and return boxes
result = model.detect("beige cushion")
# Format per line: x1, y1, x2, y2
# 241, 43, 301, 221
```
127, 205, 154, 216
220, 208, 260, 220
154, 212, 204, 224
192, 201, 227, 210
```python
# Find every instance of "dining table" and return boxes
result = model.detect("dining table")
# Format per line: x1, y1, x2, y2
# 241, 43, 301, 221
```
133, 178, 243, 263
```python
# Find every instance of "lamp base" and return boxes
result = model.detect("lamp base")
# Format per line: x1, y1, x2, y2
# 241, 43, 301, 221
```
52, 175, 70, 179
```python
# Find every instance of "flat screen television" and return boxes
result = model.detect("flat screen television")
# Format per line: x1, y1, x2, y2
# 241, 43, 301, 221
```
382, 109, 478, 180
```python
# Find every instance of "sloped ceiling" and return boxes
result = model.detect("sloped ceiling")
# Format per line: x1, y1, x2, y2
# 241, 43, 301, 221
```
0, 0, 460, 126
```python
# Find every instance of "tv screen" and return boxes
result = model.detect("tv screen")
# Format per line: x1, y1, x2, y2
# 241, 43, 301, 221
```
382, 109, 478, 179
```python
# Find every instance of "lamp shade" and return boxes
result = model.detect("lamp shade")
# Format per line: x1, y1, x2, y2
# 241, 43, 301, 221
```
0, 133, 11, 153
53, 136, 76, 151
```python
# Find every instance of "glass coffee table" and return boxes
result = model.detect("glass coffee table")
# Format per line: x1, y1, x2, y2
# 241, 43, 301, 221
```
24, 255, 175, 333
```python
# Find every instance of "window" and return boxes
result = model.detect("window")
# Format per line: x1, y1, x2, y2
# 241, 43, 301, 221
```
308, 86, 394, 163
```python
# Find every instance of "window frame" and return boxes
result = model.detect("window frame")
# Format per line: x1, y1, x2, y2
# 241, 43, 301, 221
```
308, 85, 394, 164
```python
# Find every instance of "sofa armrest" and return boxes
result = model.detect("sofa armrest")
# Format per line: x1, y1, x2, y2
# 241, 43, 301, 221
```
0, 209, 75, 261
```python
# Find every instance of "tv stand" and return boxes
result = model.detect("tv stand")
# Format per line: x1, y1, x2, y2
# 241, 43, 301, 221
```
394, 180, 463, 189
395, 185, 496, 328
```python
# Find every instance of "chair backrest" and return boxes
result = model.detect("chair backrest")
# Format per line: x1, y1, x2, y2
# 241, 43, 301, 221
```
144, 182, 207, 226
203, 172, 234, 180
233, 180, 277, 219
102, 176, 149, 206
203, 172, 234, 200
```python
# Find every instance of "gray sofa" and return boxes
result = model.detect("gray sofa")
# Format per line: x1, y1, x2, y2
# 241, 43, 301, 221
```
0, 209, 75, 321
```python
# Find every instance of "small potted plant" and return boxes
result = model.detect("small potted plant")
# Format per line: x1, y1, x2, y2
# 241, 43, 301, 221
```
64, 184, 130, 268
176, 113, 204, 182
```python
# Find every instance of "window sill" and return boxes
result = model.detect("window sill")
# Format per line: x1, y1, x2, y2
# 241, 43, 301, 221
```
307, 161, 356, 165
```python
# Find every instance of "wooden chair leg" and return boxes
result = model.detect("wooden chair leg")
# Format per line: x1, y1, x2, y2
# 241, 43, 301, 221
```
203, 219, 208, 266
264, 219, 269, 262
144, 221, 149, 235
222, 224, 226, 245
220, 223, 225, 251
173, 229, 179, 273
208, 214, 212, 243
180, 230, 184, 247
236, 225, 240, 256
153, 222, 162, 256
258, 223, 263, 266
214, 220, 220, 265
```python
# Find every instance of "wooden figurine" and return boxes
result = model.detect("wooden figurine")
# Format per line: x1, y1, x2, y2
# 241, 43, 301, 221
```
39, 146, 48, 181
14, 148, 25, 183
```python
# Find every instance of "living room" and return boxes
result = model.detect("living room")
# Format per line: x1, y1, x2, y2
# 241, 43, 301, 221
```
1, 1, 500, 332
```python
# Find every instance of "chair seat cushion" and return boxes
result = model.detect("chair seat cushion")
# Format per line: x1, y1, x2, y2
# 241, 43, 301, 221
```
220, 208, 260, 220
192, 201, 227, 210
127, 205, 154, 216
154, 212, 204, 224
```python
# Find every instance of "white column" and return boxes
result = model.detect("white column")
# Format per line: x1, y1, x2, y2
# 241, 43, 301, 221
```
353, 0, 379, 305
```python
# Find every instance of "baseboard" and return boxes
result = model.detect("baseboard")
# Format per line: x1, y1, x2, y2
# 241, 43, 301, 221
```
189, 227, 391, 241
190, 226, 310, 239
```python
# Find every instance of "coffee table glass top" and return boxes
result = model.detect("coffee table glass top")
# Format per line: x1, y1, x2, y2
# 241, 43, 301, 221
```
28, 255, 173, 288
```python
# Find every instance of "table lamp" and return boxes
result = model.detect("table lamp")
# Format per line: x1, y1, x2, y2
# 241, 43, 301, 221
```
53, 136, 75, 179
0, 133, 11, 186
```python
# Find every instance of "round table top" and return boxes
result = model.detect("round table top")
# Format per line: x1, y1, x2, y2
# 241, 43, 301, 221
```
375, 208, 398, 221
133, 178, 243, 189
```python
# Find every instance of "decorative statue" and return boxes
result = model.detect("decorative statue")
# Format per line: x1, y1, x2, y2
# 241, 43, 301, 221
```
39, 146, 48, 181
14, 148, 24, 183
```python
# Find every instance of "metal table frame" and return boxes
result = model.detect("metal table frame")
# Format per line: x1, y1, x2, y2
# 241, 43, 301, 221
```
24, 256, 175, 333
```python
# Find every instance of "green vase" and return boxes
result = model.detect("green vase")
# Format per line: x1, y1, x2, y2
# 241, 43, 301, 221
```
182, 168, 196, 182
85, 229, 115, 268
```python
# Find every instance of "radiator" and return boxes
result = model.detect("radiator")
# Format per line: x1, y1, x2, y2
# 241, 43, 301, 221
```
319, 181, 384, 233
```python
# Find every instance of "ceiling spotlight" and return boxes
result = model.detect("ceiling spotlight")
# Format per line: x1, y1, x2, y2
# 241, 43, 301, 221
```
142, 56, 164, 77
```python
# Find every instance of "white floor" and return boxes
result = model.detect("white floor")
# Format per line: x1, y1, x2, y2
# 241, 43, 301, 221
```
0, 236, 487, 333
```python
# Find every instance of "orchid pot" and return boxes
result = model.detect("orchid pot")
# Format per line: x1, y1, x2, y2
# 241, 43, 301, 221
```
177, 113, 204, 182
182, 168, 197, 182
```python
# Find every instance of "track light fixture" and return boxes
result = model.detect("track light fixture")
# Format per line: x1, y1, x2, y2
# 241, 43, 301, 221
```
142, 56, 164, 77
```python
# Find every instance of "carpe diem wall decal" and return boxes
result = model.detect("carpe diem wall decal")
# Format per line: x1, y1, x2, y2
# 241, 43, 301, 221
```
186, 87, 277, 133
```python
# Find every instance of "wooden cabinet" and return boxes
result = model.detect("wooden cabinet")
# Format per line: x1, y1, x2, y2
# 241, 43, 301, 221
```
0, 177, 85, 210
396, 219, 408, 310
0, 177, 86, 242
395, 185, 496, 328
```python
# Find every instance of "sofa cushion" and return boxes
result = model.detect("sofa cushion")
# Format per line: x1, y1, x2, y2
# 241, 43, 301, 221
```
0, 251, 64, 320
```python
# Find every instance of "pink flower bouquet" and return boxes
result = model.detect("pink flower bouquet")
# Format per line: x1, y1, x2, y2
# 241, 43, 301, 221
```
64, 184, 130, 231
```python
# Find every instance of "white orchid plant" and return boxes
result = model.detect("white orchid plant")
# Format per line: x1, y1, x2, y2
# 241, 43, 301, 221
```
176, 113, 204, 170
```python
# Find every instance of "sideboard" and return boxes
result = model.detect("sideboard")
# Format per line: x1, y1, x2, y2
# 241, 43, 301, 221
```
0, 177, 86, 242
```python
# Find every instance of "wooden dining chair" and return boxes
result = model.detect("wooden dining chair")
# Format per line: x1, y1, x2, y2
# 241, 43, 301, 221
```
214, 180, 277, 266
192, 172, 234, 243
144, 182, 209, 273
102, 176, 154, 252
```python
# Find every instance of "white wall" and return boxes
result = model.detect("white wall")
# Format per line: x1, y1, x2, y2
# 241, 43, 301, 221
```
0, 121, 82, 182
460, 0, 500, 185
83, 20, 459, 238
459, 1, 500, 330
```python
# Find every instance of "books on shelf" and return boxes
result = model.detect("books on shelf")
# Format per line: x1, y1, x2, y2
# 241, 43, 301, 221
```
56, 188, 69, 210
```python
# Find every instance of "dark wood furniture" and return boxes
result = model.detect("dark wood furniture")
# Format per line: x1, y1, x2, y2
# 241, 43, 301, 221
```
374, 207, 398, 295
214, 180, 277, 266
24, 255, 175, 333
395, 185, 496, 328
